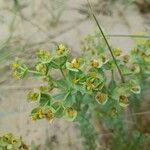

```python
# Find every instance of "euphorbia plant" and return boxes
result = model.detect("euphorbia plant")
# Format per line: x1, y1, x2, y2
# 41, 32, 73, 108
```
11, 1, 150, 149
11, 37, 150, 149
12, 42, 137, 120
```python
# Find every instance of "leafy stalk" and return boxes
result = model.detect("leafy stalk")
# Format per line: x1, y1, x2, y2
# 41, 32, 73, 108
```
77, 106, 97, 150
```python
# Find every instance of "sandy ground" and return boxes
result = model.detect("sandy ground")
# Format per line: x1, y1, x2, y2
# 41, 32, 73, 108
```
0, 0, 150, 149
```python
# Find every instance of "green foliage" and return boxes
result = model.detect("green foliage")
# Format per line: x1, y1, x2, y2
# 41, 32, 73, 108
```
76, 105, 97, 150
11, 30, 150, 149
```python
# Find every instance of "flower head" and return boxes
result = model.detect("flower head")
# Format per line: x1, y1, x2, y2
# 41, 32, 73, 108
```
11, 58, 28, 79
64, 107, 77, 121
27, 90, 40, 102
45, 110, 54, 122
130, 64, 140, 73
95, 92, 108, 105
86, 80, 95, 91
0, 133, 22, 149
119, 95, 129, 107
90, 59, 102, 68
36, 63, 47, 75
129, 80, 141, 94
57, 44, 67, 55
90, 59, 99, 68
37, 49, 51, 62
123, 55, 130, 63
31, 107, 54, 122
71, 58, 80, 69
113, 48, 122, 57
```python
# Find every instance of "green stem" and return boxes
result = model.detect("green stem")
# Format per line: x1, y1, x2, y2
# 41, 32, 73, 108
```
28, 70, 39, 74
111, 70, 115, 81
60, 67, 66, 79
87, 0, 125, 83
104, 34, 150, 39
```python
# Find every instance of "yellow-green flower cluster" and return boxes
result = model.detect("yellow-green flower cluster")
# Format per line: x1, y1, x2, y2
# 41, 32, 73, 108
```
66, 58, 84, 72
129, 80, 141, 94
71, 58, 80, 69
122, 55, 130, 63
37, 49, 51, 62
85, 72, 104, 92
95, 92, 108, 105
11, 58, 28, 79
36, 63, 47, 75
113, 48, 122, 57
64, 107, 77, 121
0, 133, 26, 150
31, 107, 54, 122
27, 90, 40, 102
57, 44, 67, 55
118, 95, 129, 107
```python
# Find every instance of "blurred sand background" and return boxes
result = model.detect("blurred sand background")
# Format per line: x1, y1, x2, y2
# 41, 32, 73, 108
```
0, 0, 150, 149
